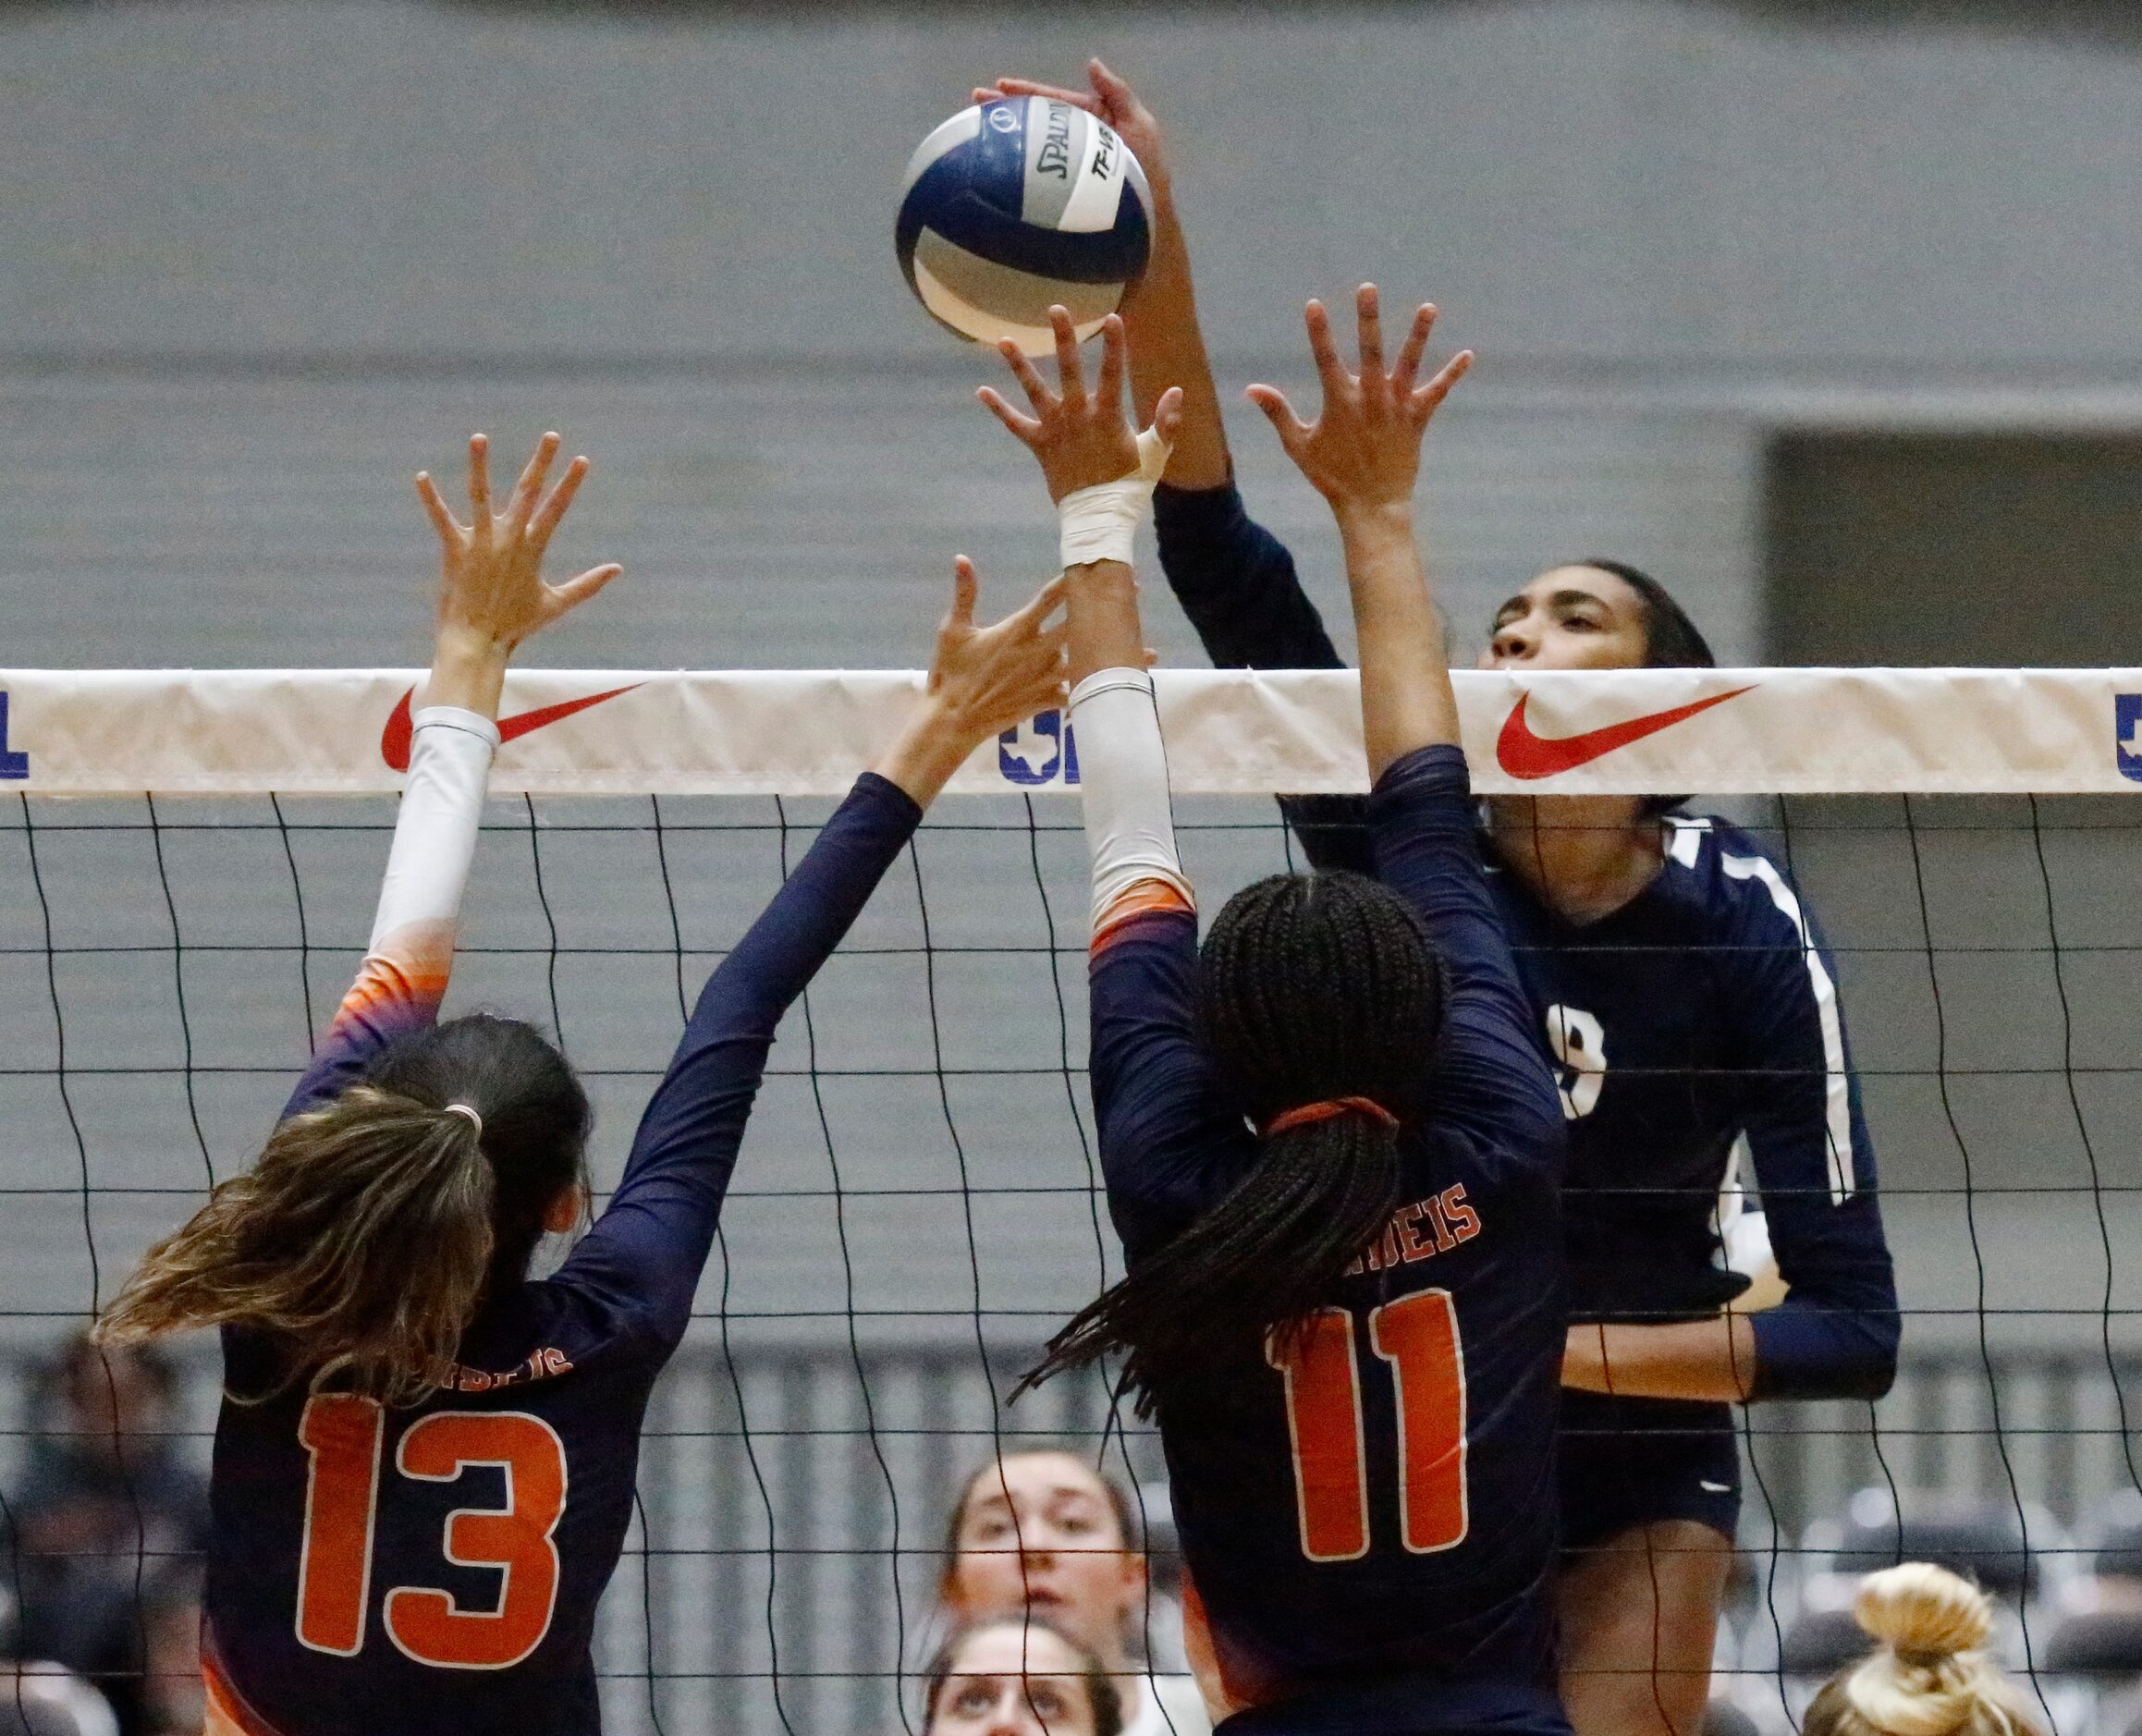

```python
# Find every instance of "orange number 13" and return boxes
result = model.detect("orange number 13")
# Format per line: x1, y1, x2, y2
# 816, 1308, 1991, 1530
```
296, 1395, 568, 1669
1266, 1290, 1468, 1561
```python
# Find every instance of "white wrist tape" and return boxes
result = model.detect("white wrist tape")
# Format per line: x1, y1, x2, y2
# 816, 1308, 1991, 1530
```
368, 706, 499, 954
1070, 667, 1193, 935
1058, 425, 1172, 569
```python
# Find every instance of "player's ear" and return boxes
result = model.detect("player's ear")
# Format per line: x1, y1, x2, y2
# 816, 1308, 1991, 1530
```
544, 1181, 588, 1235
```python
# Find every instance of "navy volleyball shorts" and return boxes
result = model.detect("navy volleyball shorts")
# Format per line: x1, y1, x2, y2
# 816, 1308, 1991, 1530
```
1558, 1392, 1742, 1556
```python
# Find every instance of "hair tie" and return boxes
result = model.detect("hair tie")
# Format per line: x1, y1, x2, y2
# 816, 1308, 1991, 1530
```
1260, 1096, 1399, 1138
443, 1103, 483, 1137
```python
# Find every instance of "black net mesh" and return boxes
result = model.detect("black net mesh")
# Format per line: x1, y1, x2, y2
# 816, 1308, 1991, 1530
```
2, 788, 2140, 1735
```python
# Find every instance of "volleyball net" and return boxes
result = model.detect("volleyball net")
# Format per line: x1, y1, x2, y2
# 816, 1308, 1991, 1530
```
3, 666, 2140, 1735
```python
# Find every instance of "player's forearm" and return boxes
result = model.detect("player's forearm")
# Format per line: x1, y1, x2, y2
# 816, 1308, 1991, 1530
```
421, 622, 512, 719
1336, 501, 1461, 777
1120, 189, 1230, 491
872, 696, 989, 808
1561, 1316, 1760, 1403
366, 710, 498, 958
1071, 663, 1192, 938
1065, 557, 1144, 686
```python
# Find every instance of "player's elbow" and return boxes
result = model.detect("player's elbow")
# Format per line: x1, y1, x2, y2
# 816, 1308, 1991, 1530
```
1750, 1292, 1900, 1402
1830, 1310, 1902, 1400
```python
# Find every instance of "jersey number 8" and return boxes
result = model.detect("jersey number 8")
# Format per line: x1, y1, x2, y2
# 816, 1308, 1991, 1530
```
1265, 1290, 1467, 1561
296, 1394, 568, 1669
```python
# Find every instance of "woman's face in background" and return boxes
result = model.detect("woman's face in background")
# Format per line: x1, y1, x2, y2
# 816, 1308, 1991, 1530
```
927, 1622, 1103, 1736
943, 1451, 1144, 1661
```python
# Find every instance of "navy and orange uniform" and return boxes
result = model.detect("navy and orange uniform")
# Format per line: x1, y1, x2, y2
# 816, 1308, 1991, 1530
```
1090, 741, 1570, 1733
1151, 482, 1901, 1549
199, 726, 925, 1735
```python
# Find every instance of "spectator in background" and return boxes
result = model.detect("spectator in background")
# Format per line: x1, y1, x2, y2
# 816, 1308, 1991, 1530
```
923, 1617, 1122, 1736
939, 1450, 1208, 1736
1804, 1563, 2043, 1736
1, 1335, 208, 1736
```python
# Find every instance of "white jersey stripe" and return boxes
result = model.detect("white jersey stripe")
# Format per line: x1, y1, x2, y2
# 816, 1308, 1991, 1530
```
1719, 849, 1855, 1204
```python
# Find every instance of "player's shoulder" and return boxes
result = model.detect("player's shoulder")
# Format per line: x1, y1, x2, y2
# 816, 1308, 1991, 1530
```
448, 1278, 668, 1395
1658, 813, 1811, 929
1653, 813, 1842, 975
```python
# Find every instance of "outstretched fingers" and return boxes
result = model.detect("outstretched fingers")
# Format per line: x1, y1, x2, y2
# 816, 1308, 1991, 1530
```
1151, 384, 1185, 448
1049, 306, 1087, 408
1087, 58, 1134, 106
465, 434, 493, 536
981, 77, 1097, 116
1095, 313, 1127, 422
1390, 303, 1439, 397
1007, 573, 1069, 631
545, 561, 624, 621
508, 433, 561, 531
947, 554, 981, 633
1410, 348, 1475, 423
1303, 300, 1353, 403
976, 384, 1045, 447
1244, 383, 1312, 462
1354, 285, 1388, 398
996, 337, 1059, 420
414, 471, 462, 547
527, 454, 594, 549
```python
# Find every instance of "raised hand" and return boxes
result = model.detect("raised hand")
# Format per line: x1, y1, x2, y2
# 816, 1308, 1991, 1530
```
972, 58, 1170, 192
1246, 287, 1473, 517
873, 560, 1069, 806
924, 558, 1069, 737
978, 309, 1183, 503
416, 432, 621, 657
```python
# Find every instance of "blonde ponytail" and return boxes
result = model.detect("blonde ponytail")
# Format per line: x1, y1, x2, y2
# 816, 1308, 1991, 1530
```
1804, 1564, 2043, 1736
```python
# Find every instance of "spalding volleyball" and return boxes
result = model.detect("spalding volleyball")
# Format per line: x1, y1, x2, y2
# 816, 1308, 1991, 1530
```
897, 96, 1153, 356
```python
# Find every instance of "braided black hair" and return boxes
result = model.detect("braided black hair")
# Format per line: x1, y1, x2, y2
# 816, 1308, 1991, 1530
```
1022, 870, 1447, 1412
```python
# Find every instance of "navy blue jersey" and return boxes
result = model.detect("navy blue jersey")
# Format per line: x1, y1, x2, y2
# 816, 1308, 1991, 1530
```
201, 772, 921, 1736
1091, 746, 1568, 1724
1153, 481, 1900, 1406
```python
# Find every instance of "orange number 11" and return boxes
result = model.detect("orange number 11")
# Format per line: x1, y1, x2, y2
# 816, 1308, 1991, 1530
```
1265, 1290, 1468, 1562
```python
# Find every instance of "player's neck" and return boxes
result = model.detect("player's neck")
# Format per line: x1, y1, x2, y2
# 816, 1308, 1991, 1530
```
1486, 795, 1663, 926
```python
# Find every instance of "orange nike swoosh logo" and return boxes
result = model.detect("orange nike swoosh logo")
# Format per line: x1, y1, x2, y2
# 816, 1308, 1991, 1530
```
1495, 686, 1754, 779
379, 683, 641, 772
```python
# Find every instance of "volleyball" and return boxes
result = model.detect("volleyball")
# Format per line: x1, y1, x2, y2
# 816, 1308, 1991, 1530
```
896, 95, 1153, 355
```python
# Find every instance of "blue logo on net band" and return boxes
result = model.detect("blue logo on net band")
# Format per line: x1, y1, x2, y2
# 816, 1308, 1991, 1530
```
0, 693, 27, 780
999, 710, 1079, 786
2120, 694, 2142, 784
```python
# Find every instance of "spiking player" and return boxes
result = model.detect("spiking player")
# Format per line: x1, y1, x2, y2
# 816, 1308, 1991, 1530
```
93, 431, 1069, 1734
978, 62, 1903, 1736
997, 303, 1571, 1734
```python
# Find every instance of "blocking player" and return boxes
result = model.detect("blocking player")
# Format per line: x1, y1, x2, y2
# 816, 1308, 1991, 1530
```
92, 432, 1069, 1733
975, 62, 1902, 1736
994, 303, 1571, 1733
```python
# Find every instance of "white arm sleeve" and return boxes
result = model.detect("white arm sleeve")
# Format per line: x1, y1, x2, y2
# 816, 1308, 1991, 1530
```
366, 705, 500, 956
1070, 667, 1194, 936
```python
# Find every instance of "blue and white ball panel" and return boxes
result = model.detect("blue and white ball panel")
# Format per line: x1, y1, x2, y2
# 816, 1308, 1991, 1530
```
910, 230, 1123, 354
896, 96, 1153, 355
